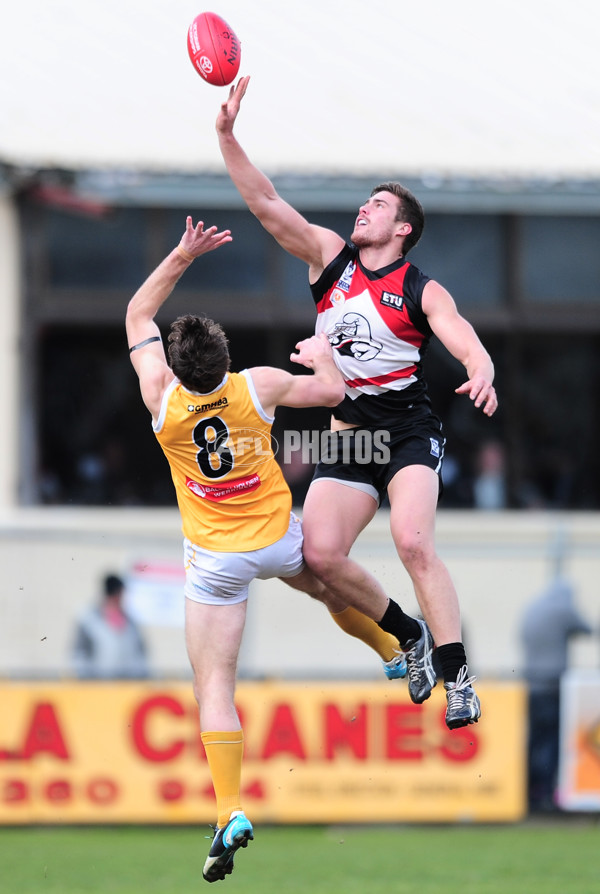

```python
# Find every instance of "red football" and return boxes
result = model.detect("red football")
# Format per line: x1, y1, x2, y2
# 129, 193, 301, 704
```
187, 12, 241, 87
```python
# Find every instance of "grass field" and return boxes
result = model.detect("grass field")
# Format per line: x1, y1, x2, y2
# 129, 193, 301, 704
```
1, 821, 598, 894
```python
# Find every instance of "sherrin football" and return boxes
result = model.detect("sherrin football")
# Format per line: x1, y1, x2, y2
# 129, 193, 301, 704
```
187, 11, 241, 87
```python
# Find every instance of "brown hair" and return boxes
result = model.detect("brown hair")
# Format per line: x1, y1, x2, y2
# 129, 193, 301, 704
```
370, 182, 425, 254
167, 315, 230, 392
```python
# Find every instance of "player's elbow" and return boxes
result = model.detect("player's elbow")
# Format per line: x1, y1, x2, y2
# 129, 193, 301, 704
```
125, 296, 143, 325
247, 189, 280, 222
322, 382, 345, 407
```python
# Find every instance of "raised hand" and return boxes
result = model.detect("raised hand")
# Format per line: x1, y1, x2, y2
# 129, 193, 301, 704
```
178, 216, 232, 259
216, 76, 250, 136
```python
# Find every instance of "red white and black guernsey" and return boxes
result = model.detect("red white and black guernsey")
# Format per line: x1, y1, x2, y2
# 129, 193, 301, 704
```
311, 243, 436, 431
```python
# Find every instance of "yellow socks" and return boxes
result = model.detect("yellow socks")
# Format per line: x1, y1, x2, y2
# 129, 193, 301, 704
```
201, 729, 244, 828
330, 606, 401, 661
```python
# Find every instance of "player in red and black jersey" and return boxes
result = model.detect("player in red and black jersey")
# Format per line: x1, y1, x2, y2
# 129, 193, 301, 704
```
217, 77, 498, 729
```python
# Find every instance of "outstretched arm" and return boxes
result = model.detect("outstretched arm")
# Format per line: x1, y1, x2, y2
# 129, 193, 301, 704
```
126, 217, 232, 418
422, 280, 498, 417
249, 334, 345, 414
216, 76, 344, 280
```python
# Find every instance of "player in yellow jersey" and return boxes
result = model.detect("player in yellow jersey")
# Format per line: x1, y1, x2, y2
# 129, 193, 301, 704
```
126, 216, 408, 884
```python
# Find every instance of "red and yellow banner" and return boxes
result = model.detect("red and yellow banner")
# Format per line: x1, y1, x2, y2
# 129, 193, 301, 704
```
0, 680, 526, 824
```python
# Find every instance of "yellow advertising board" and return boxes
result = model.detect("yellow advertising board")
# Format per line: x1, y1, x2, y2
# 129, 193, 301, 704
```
0, 680, 526, 824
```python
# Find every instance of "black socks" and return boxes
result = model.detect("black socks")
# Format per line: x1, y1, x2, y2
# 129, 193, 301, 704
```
435, 642, 467, 685
378, 599, 422, 648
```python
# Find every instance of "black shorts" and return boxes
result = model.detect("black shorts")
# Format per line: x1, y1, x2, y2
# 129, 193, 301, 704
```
311, 419, 445, 505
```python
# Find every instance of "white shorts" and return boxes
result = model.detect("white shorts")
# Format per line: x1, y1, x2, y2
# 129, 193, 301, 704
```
183, 512, 305, 605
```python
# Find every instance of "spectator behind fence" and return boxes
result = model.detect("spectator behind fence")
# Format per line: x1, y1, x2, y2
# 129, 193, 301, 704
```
520, 575, 592, 812
71, 573, 150, 679
472, 440, 507, 510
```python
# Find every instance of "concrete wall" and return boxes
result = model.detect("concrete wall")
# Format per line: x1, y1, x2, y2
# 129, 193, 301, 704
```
1, 507, 598, 681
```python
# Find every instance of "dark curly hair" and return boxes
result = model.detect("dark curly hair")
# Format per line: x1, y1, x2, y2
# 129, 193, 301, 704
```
167, 315, 230, 392
370, 181, 425, 254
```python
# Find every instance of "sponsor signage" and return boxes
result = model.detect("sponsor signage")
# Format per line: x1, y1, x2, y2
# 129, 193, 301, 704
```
558, 671, 600, 811
0, 681, 525, 823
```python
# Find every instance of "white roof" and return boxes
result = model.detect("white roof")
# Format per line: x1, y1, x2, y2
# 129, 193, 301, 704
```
3, 0, 600, 180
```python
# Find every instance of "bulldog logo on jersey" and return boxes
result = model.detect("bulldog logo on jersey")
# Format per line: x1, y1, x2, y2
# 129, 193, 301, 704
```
328, 312, 383, 362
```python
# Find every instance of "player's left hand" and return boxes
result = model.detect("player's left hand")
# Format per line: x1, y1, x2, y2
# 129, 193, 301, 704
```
455, 377, 498, 417
179, 215, 232, 258
216, 75, 250, 136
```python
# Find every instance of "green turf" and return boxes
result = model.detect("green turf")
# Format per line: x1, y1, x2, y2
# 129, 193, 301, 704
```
1, 822, 598, 894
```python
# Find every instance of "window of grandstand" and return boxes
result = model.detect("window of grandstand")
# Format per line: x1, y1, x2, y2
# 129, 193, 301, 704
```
521, 216, 600, 303
47, 207, 147, 288
411, 214, 505, 308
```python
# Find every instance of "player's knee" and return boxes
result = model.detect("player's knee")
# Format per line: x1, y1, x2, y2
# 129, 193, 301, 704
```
394, 534, 433, 572
302, 539, 339, 581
